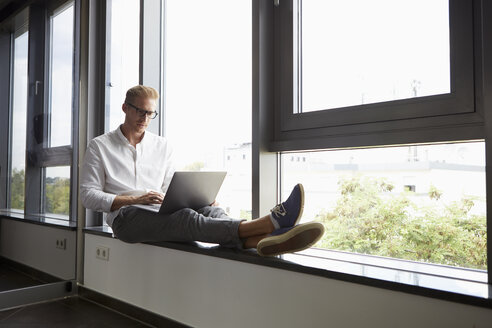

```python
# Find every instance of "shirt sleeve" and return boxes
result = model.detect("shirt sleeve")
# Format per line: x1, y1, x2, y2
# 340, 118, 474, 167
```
80, 140, 117, 212
161, 142, 175, 194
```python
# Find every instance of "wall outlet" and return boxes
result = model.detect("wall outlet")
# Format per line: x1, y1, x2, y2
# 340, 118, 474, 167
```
96, 246, 110, 261
56, 238, 66, 250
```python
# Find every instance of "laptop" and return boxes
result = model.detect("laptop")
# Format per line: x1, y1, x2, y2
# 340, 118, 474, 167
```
131, 171, 227, 214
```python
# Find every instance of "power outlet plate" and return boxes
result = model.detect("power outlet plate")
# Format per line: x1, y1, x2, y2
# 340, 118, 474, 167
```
56, 238, 66, 250
96, 246, 110, 261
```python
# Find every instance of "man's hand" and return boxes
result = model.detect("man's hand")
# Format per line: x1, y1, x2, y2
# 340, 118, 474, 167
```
137, 191, 164, 205
210, 200, 219, 207
111, 191, 164, 211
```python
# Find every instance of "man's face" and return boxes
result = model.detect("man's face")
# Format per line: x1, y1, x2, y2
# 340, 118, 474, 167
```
122, 96, 157, 133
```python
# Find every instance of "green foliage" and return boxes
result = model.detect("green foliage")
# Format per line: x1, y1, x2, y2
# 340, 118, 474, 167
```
9, 169, 70, 216
45, 177, 70, 215
10, 168, 25, 210
317, 176, 487, 270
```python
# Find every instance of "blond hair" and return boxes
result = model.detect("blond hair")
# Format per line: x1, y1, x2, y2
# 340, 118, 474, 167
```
125, 85, 159, 103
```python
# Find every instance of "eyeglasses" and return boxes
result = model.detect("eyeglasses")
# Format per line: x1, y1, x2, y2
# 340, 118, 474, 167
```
125, 102, 158, 119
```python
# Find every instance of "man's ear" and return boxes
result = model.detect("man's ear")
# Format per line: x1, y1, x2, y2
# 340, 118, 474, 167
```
122, 103, 127, 114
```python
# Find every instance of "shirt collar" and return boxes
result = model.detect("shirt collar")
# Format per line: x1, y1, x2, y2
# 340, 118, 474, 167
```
116, 125, 148, 146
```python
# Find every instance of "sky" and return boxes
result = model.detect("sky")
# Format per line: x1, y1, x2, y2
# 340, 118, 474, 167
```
302, 0, 450, 111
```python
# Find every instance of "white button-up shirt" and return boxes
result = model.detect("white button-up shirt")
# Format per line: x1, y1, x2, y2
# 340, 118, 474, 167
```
80, 126, 175, 227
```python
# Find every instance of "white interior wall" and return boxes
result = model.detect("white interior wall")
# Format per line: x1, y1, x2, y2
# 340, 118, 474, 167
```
0, 219, 77, 280
84, 233, 492, 328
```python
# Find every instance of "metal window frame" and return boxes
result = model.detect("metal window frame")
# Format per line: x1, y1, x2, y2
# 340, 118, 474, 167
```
140, 0, 161, 135
22, 0, 79, 222
3, 10, 29, 211
252, 0, 278, 217
479, 0, 492, 285
262, 0, 492, 284
0, 32, 12, 209
41, 1, 77, 218
271, 0, 483, 152
82, 0, 108, 227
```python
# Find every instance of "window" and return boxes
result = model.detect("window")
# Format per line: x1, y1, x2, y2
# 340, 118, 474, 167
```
281, 141, 486, 270
274, 0, 476, 146
163, 0, 252, 219
48, 4, 74, 147
107, 0, 140, 132
43, 166, 71, 218
300, 0, 450, 112
28, 1, 78, 221
260, 0, 488, 274
9, 30, 29, 211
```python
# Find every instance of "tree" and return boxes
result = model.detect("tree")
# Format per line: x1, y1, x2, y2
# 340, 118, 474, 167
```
45, 177, 70, 215
10, 168, 25, 210
316, 176, 487, 270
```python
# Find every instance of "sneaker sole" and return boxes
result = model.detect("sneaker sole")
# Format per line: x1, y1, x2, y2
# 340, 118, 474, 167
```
257, 222, 324, 257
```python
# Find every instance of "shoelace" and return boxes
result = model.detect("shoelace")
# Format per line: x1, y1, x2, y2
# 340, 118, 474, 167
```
270, 203, 287, 217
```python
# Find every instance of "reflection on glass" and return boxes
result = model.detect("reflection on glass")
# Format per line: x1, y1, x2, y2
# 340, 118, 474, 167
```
282, 142, 486, 270
300, 0, 450, 112
43, 166, 71, 219
109, 0, 140, 131
164, 0, 252, 219
49, 4, 74, 147
10, 31, 29, 211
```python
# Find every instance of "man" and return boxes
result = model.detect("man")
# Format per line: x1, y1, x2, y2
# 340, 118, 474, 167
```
80, 85, 324, 256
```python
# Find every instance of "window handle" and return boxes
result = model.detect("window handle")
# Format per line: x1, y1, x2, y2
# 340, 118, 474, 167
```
35, 81, 42, 96
274, 0, 279, 7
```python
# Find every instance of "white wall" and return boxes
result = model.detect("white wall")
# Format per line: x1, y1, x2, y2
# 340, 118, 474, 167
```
84, 233, 492, 328
0, 219, 77, 280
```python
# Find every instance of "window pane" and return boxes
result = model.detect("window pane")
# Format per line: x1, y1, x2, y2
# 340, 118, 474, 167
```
49, 4, 74, 147
108, 0, 140, 132
164, 0, 252, 220
43, 166, 71, 219
281, 141, 486, 270
10, 31, 29, 211
300, 0, 450, 112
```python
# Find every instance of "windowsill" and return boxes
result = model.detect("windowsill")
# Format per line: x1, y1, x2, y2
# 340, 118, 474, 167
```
83, 226, 492, 310
0, 210, 77, 230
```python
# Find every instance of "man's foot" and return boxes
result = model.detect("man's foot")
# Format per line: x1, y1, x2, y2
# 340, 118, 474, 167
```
270, 183, 304, 230
257, 222, 324, 257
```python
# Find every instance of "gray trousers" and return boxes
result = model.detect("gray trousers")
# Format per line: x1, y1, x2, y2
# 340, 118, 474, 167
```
111, 206, 245, 249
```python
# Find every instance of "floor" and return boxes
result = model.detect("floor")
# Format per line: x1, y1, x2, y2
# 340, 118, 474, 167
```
0, 265, 150, 327
0, 296, 151, 327
0, 265, 44, 292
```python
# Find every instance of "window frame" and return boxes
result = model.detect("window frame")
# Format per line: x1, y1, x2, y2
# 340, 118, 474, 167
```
13, 0, 80, 222
272, 0, 483, 151
7, 21, 29, 211
254, 0, 492, 284
45, 1, 76, 149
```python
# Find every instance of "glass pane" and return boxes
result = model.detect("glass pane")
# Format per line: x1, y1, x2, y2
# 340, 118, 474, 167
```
300, 0, 450, 112
281, 141, 486, 270
108, 0, 140, 132
49, 4, 74, 147
43, 166, 71, 219
10, 31, 29, 211
165, 0, 252, 220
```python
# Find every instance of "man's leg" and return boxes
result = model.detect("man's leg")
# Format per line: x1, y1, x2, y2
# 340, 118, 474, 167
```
112, 207, 245, 248
197, 205, 275, 240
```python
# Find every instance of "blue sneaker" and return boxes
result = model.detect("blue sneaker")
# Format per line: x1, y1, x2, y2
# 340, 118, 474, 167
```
257, 222, 325, 257
270, 183, 304, 229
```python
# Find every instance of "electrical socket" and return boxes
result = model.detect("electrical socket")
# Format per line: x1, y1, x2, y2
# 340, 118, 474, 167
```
56, 238, 66, 250
96, 246, 110, 261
